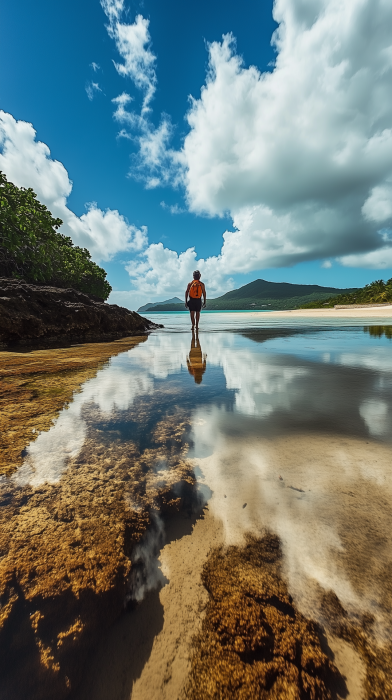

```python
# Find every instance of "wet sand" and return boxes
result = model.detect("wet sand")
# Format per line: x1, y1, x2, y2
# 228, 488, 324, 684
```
76, 509, 366, 700
75, 431, 392, 699
2, 325, 392, 699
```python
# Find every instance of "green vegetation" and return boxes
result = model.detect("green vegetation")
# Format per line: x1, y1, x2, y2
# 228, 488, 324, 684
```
300, 279, 392, 309
0, 171, 112, 300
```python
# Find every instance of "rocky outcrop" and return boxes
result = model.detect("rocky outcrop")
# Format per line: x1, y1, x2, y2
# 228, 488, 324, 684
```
0, 279, 160, 348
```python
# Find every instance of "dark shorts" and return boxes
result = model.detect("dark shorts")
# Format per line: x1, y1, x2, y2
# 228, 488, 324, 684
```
187, 298, 202, 312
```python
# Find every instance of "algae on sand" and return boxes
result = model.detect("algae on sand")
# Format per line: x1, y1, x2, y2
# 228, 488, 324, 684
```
0, 339, 200, 700
185, 532, 392, 700
185, 533, 345, 700
0, 337, 148, 476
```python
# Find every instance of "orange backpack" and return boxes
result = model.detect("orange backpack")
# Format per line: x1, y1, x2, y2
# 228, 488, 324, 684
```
189, 280, 203, 298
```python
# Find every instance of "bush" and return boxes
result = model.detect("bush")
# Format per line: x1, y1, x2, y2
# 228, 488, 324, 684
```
300, 278, 392, 308
0, 171, 112, 300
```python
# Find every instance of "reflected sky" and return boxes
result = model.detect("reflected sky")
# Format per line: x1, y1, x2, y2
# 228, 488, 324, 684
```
4, 324, 392, 639
143, 310, 392, 332
10, 325, 392, 489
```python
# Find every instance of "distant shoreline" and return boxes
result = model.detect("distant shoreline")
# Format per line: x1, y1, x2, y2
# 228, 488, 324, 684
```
143, 307, 392, 318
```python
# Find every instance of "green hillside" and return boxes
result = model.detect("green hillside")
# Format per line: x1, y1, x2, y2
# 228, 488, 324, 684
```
300, 278, 392, 308
138, 297, 182, 312
144, 279, 358, 312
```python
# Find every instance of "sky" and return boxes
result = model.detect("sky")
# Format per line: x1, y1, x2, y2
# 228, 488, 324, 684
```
1, 0, 392, 309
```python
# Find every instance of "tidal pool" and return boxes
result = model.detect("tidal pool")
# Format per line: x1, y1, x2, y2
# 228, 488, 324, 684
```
1, 320, 392, 700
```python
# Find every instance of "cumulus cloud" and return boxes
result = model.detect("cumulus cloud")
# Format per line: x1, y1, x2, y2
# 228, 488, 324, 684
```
180, 0, 392, 269
340, 246, 392, 269
0, 111, 147, 261
105, 0, 392, 292
125, 242, 235, 298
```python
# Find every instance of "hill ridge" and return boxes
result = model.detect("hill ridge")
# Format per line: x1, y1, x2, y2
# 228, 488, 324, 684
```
140, 279, 357, 312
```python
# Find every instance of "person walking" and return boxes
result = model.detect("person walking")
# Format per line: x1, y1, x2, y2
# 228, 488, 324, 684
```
185, 270, 206, 330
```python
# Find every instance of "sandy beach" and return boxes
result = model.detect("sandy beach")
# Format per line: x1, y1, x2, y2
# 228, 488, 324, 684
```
263, 306, 392, 319
227, 306, 392, 320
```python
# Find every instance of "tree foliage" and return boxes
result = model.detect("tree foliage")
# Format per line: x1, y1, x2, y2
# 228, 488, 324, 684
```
0, 171, 112, 300
300, 278, 392, 308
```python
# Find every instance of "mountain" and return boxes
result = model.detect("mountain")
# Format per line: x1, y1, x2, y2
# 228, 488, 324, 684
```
142, 280, 358, 311
205, 279, 358, 310
137, 297, 183, 312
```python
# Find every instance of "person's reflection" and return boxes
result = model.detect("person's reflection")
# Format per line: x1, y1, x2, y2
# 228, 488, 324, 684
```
187, 331, 207, 384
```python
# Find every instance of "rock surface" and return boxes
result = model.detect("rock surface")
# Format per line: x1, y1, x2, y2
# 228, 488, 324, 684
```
0, 278, 159, 348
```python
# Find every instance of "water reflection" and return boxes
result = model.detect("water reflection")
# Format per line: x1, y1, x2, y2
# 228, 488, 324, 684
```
364, 325, 392, 339
3, 325, 392, 698
6, 327, 391, 494
187, 331, 207, 384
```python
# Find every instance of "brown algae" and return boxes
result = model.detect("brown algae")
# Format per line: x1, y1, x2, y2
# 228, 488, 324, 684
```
0, 337, 147, 476
185, 532, 392, 700
185, 533, 345, 700
0, 339, 199, 700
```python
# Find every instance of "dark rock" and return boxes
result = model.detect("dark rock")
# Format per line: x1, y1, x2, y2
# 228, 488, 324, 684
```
0, 279, 162, 348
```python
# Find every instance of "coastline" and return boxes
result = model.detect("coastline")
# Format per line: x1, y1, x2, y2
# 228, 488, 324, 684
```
259, 306, 392, 318
144, 307, 392, 319
207, 306, 392, 319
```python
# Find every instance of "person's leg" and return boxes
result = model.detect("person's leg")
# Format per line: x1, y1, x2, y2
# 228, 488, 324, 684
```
195, 310, 200, 329
190, 310, 195, 328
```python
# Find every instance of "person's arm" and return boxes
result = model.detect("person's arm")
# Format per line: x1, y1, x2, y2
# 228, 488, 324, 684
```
185, 283, 190, 307
202, 283, 207, 308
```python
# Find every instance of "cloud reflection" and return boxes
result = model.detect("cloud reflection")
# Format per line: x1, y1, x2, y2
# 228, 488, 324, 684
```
190, 413, 392, 632
13, 330, 392, 487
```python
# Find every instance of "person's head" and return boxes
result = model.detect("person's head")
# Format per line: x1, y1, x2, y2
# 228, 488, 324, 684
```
193, 270, 201, 280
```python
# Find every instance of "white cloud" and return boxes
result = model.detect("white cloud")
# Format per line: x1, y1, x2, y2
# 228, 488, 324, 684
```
176, 0, 392, 269
125, 242, 235, 298
101, 2, 156, 113
101, 1, 182, 188
160, 201, 185, 215
111, 92, 178, 187
322, 260, 332, 269
85, 81, 103, 101
90, 62, 101, 72
362, 179, 392, 223
339, 246, 392, 269
0, 111, 147, 262
108, 0, 392, 293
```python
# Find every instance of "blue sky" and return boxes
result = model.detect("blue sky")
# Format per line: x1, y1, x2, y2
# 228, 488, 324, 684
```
1, 0, 392, 308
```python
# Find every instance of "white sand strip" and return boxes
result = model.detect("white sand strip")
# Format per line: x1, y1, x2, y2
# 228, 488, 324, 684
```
249, 306, 392, 319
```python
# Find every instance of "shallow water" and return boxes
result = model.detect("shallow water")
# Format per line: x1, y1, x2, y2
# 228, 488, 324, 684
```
1, 318, 392, 698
